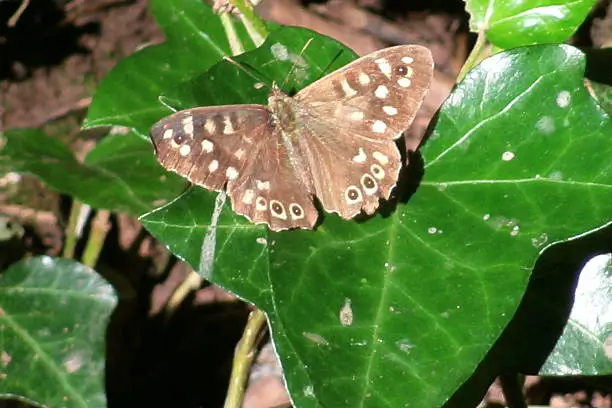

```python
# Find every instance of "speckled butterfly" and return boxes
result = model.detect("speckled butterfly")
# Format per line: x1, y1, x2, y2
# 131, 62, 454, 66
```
150, 45, 433, 231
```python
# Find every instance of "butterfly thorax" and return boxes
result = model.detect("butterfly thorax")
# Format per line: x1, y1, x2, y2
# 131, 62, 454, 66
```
268, 87, 299, 135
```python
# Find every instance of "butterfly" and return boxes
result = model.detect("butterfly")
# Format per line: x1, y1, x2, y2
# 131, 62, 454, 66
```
150, 44, 433, 231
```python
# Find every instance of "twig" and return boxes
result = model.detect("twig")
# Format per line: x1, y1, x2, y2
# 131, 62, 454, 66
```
224, 309, 267, 408
7, 0, 30, 27
63, 201, 85, 259
81, 210, 111, 268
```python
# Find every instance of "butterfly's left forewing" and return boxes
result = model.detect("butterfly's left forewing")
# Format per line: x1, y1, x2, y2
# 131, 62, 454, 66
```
150, 105, 319, 230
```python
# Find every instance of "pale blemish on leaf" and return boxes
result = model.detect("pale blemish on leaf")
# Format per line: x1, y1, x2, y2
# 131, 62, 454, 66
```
302, 332, 329, 346
303, 385, 315, 398
256, 237, 267, 245
556, 90, 571, 108
536, 116, 555, 134
502, 151, 515, 161
396, 338, 414, 354
270, 43, 289, 61
483, 213, 491, 221
531, 233, 549, 248
1, 350, 12, 367
510, 225, 520, 237
63, 351, 85, 373
339, 298, 353, 326
549, 171, 564, 181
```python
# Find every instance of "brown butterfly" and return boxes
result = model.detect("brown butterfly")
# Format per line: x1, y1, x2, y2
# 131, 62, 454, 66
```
150, 45, 434, 231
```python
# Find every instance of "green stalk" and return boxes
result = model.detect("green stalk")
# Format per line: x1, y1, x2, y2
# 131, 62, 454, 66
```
223, 309, 267, 408
457, 30, 488, 83
81, 210, 110, 268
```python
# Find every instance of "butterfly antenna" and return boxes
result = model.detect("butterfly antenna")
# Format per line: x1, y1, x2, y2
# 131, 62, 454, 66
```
223, 55, 270, 90
282, 38, 314, 88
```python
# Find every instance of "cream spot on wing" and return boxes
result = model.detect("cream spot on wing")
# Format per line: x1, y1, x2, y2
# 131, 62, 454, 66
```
204, 118, 216, 134
223, 116, 235, 134
242, 189, 255, 204
182, 116, 194, 136
375, 85, 389, 98
208, 160, 219, 172
163, 129, 173, 139
340, 78, 357, 97
234, 148, 246, 159
372, 120, 387, 133
352, 148, 367, 163
373, 151, 389, 165
201, 139, 214, 153
226, 166, 239, 180
349, 111, 364, 121
401, 56, 414, 64
375, 57, 392, 78
256, 180, 270, 190
358, 72, 370, 85
382, 106, 398, 116
255, 196, 267, 211
179, 144, 191, 156
397, 77, 411, 88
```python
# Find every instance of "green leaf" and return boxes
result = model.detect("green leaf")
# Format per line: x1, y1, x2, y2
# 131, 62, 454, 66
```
0, 128, 186, 216
142, 43, 612, 407
0, 256, 117, 408
540, 253, 612, 375
465, 0, 596, 48
83, 0, 255, 137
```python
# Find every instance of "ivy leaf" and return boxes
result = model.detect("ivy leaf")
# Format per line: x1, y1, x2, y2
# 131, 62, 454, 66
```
0, 257, 117, 408
465, 0, 596, 48
83, 0, 256, 136
0, 128, 185, 216
540, 253, 612, 375
142, 40, 612, 407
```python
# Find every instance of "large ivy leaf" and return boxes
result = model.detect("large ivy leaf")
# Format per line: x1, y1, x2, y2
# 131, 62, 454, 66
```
540, 253, 612, 375
465, 0, 596, 49
142, 40, 612, 407
0, 128, 186, 216
0, 257, 117, 408
83, 0, 256, 136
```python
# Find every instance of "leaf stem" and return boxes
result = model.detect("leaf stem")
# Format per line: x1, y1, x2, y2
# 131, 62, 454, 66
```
220, 13, 245, 55
457, 30, 488, 83
81, 210, 111, 268
228, 0, 267, 46
63, 200, 85, 259
224, 308, 267, 408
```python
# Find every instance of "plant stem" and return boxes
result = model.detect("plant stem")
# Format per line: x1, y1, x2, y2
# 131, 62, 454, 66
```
81, 210, 111, 268
220, 13, 245, 55
63, 200, 85, 259
224, 309, 267, 408
457, 30, 488, 83
229, 0, 268, 46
